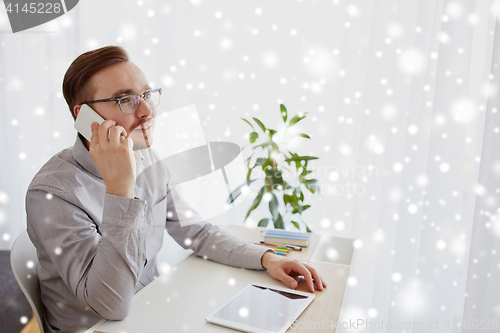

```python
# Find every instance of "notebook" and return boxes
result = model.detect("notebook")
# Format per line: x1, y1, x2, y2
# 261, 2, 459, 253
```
264, 230, 310, 247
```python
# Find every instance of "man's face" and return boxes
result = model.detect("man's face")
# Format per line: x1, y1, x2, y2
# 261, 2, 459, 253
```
87, 61, 156, 150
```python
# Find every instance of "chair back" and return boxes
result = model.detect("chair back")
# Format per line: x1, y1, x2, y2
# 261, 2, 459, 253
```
11, 230, 45, 333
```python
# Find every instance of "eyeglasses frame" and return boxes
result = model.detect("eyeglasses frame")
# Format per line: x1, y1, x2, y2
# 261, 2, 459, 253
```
82, 88, 162, 114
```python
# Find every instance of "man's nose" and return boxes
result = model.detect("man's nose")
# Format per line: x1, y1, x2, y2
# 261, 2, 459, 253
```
135, 97, 153, 118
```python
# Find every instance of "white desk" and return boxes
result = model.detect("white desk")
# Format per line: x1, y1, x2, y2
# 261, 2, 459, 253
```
86, 226, 354, 333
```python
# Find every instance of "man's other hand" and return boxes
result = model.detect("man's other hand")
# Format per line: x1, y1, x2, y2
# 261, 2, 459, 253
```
89, 120, 136, 198
261, 251, 327, 293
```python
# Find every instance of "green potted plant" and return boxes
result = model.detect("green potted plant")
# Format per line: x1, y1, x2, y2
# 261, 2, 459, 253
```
229, 104, 320, 232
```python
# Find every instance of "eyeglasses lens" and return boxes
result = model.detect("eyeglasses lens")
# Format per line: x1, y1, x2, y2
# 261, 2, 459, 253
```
119, 90, 161, 114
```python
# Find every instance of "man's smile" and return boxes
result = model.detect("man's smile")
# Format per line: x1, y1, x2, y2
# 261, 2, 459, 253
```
134, 122, 153, 134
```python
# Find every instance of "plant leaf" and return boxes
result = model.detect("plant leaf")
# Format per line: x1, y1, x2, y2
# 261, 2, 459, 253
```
228, 191, 241, 204
246, 167, 253, 182
268, 129, 277, 140
255, 158, 266, 166
284, 193, 298, 207
280, 104, 288, 122
282, 132, 310, 145
249, 132, 258, 143
291, 221, 301, 230
269, 193, 279, 221
258, 218, 269, 227
244, 186, 265, 221
285, 155, 319, 163
242, 117, 254, 129
300, 178, 318, 185
286, 155, 318, 171
256, 140, 279, 151
253, 117, 266, 132
292, 203, 311, 214
300, 219, 313, 233
295, 188, 305, 202
273, 213, 284, 229
300, 169, 313, 177
227, 180, 256, 204
287, 112, 307, 129
302, 179, 318, 194
266, 168, 286, 189
281, 181, 292, 191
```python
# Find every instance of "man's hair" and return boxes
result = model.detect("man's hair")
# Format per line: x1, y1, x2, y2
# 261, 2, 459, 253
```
63, 46, 129, 120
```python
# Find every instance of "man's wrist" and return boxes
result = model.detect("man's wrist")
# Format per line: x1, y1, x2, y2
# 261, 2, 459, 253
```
261, 251, 275, 270
106, 185, 134, 198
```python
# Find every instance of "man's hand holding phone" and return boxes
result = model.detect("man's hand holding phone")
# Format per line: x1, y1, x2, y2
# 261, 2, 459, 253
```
89, 120, 136, 198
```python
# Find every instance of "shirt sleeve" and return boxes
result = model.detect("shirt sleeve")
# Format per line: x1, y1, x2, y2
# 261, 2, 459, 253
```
26, 187, 148, 320
163, 183, 272, 270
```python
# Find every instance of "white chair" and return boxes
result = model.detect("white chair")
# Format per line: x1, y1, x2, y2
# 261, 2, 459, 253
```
11, 230, 45, 333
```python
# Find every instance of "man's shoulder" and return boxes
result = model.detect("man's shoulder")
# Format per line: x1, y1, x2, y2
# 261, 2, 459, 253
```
28, 145, 86, 193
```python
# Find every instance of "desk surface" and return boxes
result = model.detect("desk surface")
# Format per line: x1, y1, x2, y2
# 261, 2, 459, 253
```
88, 226, 353, 333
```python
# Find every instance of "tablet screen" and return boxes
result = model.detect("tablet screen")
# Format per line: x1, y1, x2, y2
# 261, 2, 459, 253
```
211, 285, 311, 332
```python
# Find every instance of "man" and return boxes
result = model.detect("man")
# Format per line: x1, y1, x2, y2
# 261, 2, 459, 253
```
26, 46, 326, 333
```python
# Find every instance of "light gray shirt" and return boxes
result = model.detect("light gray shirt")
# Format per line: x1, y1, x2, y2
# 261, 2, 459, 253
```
26, 136, 270, 333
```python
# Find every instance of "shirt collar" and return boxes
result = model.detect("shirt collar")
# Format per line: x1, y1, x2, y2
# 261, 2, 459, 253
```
72, 135, 102, 179
134, 150, 145, 168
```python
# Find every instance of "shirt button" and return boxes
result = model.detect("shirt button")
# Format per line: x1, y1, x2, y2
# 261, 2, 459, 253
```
141, 211, 145, 217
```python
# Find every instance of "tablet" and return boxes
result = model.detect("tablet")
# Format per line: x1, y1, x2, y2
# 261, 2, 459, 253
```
205, 283, 315, 333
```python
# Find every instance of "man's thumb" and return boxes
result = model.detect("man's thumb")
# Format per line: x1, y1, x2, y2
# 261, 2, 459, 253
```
283, 276, 297, 289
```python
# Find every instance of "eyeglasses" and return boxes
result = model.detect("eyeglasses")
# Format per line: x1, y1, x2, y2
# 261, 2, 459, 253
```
83, 88, 162, 114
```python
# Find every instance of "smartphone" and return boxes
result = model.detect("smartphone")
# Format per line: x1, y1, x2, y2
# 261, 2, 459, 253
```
74, 104, 105, 142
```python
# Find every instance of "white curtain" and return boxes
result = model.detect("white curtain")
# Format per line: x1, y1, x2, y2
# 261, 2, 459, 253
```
0, 0, 498, 331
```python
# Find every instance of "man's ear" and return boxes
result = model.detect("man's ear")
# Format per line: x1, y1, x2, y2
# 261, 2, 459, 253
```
73, 105, 82, 119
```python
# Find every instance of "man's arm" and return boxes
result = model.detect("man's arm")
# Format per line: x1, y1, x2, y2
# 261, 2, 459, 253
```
27, 189, 147, 320
164, 207, 326, 292
158, 155, 271, 270
28, 120, 147, 319
164, 201, 272, 270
